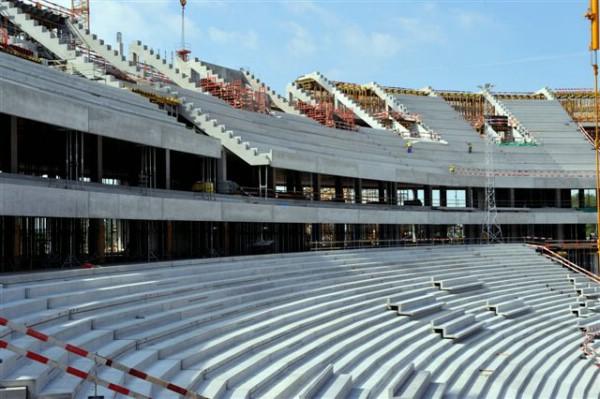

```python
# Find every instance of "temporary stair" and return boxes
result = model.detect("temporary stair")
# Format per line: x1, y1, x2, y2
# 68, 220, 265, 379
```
287, 81, 318, 105
303, 71, 389, 130
367, 81, 441, 141
480, 86, 533, 143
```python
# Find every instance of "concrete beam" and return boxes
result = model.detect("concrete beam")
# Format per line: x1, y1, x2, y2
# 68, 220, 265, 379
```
0, 182, 596, 226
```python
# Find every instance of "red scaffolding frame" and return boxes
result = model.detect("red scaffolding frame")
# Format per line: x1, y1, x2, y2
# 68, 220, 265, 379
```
200, 77, 271, 114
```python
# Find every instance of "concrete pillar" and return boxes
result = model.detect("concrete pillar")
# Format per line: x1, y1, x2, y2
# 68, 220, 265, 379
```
352, 224, 361, 243
424, 186, 432, 207
10, 115, 17, 174
508, 188, 515, 208
165, 149, 171, 190
286, 170, 295, 193
312, 173, 321, 201
217, 149, 227, 184
391, 183, 399, 205
556, 224, 564, 241
465, 188, 473, 208
555, 189, 562, 208
378, 182, 386, 204
311, 223, 321, 243
95, 136, 103, 183
354, 179, 363, 204
335, 177, 343, 202
440, 188, 447, 207
89, 219, 105, 263
166, 221, 173, 258
335, 224, 345, 246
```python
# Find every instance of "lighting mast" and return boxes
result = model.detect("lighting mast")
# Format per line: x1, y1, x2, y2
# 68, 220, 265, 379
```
176, 0, 190, 61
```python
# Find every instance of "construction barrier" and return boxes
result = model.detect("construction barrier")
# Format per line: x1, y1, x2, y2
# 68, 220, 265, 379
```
582, 325, 600, 367
0, 339, 150, 399
0, 317, 207, 399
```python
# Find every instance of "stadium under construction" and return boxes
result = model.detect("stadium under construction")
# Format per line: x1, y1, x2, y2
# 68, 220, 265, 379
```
0, 0, 599, 398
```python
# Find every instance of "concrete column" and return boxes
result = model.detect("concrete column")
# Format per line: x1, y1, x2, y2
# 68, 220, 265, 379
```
89, 219, 105, 263
217, 149, 227, 184
286, 170, 294, 193
95, 136, 103, 183
556, 224, 564, 241
10, 115, 17, 173
391, 183, 398, 205
335, 177, 343, 202
354, 179, 363, 204
166, 221, 173, 258
424, 186, 432, 207
465, 188, 473, 208
311, 223, 321, 243
440, 188, 447, 207
378, 182, 386, 204
507, 188, 514, 208
165, 149, 171, 190
335, 224, 345, 246
555, 189, 562, 208
312, 173, 321, 201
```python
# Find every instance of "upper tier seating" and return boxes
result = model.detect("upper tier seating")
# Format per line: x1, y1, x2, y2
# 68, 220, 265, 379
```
0, 244, 597, 399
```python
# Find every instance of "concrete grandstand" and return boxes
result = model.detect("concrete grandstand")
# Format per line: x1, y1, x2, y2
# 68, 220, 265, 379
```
0, 0, 600, 397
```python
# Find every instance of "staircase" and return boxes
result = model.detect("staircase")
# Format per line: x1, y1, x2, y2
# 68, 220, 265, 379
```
128, 40, 198, 90
67, 21, 140, 77
303, 72, 389, 130
163, 87, 271, 166
0, 0, 118, 85
242, 68, 303, 115
185, 57, 225, 84
287, 81, 318, 105
480, 87, 533, 143
367, 81, 442, 141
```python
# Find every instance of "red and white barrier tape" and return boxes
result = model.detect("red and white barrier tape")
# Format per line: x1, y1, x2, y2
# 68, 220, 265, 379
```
0, 339, 150, 399
0, 317, 207, 399
582, 326, 600, 367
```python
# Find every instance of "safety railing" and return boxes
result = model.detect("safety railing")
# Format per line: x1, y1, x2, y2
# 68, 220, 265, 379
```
528, 244, 600, 284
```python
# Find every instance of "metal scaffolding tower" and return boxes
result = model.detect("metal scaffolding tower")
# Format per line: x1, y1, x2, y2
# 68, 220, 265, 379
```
480, 85, 503, 242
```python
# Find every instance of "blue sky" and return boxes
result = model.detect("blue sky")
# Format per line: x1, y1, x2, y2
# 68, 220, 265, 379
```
56, 0, 591, 93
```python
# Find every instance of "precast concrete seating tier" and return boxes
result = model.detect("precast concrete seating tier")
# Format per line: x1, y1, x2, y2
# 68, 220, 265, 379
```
0, 51, 221, 158
0, 244, 597, 399
165, 82, 594, 187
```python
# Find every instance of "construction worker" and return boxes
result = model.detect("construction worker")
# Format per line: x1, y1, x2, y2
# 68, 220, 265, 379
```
406, 141, 413, 154
467, 142, 473, 153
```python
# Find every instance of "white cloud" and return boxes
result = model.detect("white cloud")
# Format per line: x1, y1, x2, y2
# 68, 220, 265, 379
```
454, 10, 492, 30
285, 22, 316, 57
207, 27, 259, 50
341, 25, 403, 58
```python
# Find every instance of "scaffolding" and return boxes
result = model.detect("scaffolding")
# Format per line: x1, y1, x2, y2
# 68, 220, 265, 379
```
439, 91, 491, 133
555, 89, 596, 123
295, 100, 357, 131
200, 77, 271, 114
71, 0, 90, 30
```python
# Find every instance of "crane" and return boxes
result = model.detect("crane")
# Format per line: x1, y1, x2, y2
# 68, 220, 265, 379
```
176, 0, 190, 61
